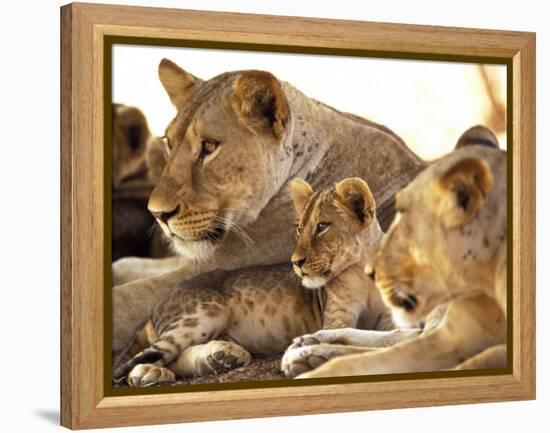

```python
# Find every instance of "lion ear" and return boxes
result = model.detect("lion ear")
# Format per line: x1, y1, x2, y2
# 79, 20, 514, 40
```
232, 71, 289, 138
335, 177, 376, 227
431, 158, 494, 228
158, 59, 202, 111
290, 178, 314, 216
455, 125, 500, 149
113, 104, 151, 154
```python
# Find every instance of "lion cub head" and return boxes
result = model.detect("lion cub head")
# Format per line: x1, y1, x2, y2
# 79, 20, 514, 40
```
148, 59, 291, 260
290, 177, 381, 289
368, 141, 506, 327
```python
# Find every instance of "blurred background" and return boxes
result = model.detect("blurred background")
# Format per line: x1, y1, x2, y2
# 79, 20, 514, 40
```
113, 44, 507, 160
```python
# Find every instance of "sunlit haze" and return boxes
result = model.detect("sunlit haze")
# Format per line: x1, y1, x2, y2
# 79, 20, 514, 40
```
113, 45, 506, 160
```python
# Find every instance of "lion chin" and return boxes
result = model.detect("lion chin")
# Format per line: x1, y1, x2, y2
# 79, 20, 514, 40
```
301, 275, 328, 289
171, 238, 217, 262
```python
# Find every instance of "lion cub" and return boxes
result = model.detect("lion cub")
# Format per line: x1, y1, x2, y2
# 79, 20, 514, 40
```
114, 178, 401, 387
295, 143, 508, 378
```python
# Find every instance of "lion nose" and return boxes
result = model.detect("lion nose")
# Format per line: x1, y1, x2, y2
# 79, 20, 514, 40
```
292, 257, 307, 268
150, 205, 180, 224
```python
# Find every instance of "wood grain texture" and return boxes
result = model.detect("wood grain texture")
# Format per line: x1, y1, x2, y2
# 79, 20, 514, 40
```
512, 34, 536, 395
60, 2, 536, 429
60, 4, 73, 429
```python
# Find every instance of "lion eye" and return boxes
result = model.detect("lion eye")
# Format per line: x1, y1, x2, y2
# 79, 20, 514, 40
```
295, 225, 303, 237
316, 222, 330, 235
199, 139, 220, 159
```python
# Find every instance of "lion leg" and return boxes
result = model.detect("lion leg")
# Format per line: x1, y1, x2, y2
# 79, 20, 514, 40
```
321, 267, 367, 329
112, 256, 187, 285
127, 363, 176, 387
282, 343, 378, 377
115, 292, 232, 386
282, 326, 421, 378
170, 340, 252, 377
112, 263, 212, 352
287, 327, 422, 350
115, 332, 183, 387
296, 294, 505, 378
453, 344, 507, 370
282, 304, 445, 377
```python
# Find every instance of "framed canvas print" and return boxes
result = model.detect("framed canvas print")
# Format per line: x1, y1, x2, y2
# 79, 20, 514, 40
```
60, 2, 536, 429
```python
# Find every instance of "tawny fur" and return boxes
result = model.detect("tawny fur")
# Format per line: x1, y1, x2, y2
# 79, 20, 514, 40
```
294, 139, 507, 378
114, 179, 397, 387
111, 59, 425, 352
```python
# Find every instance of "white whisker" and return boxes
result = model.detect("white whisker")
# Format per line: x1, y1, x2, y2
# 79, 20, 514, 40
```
212, 215, 256, 250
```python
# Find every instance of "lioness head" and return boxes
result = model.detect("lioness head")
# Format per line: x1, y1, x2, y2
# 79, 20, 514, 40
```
368, 144, 506, 327
148, 59, 291, 260
112, 104, 152, 193
290, 177, 377, 289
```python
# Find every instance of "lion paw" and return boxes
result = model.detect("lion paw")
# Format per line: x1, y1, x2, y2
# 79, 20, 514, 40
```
287, 329, 350, 350
201, 341, 251, 374
281, 345, 335, 378
127, 363, 176, 387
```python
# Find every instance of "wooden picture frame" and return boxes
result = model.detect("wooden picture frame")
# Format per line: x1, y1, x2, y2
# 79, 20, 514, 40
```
61, 2, 536, 429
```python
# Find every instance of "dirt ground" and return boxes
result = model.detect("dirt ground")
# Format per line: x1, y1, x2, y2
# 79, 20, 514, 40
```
114, 353, 286, 388
175, 353, 285, 385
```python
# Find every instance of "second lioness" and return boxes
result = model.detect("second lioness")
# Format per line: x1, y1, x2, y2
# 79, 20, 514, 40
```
114, 178, 414, 387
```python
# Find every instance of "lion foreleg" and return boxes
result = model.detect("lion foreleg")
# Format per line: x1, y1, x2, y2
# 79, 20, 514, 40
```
113, 256, 187, 285
295, 328, 457, 378
286, 327, 422, 350
453, 344, 507, 370
296, 295, 505, 378
112, 264, 204, 352
170, 341, 252, 377
282, 343, 378, 378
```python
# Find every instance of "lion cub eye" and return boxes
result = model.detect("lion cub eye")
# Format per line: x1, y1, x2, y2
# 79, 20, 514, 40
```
295, 224, 303, 237
316, 222, 330, 236
199, 139, 220, 160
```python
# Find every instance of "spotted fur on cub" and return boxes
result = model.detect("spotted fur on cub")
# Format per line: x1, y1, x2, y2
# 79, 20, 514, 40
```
111, 58, 425, 353
113, 178, 411, 386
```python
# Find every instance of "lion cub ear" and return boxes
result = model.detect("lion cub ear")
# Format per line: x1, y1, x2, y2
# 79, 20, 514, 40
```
232, 71, 289, 138
158, 59, 202, 111
335, 178, 376, 227
290, 178, 314, 216
431, 158, 494, 228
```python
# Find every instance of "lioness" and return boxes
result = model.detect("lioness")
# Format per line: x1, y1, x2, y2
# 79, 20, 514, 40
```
112, 59, 425, 352
114, 178, 419, 386
112, 103, 152, 194
112, 104, 157, 261
292, 143, 507, 378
